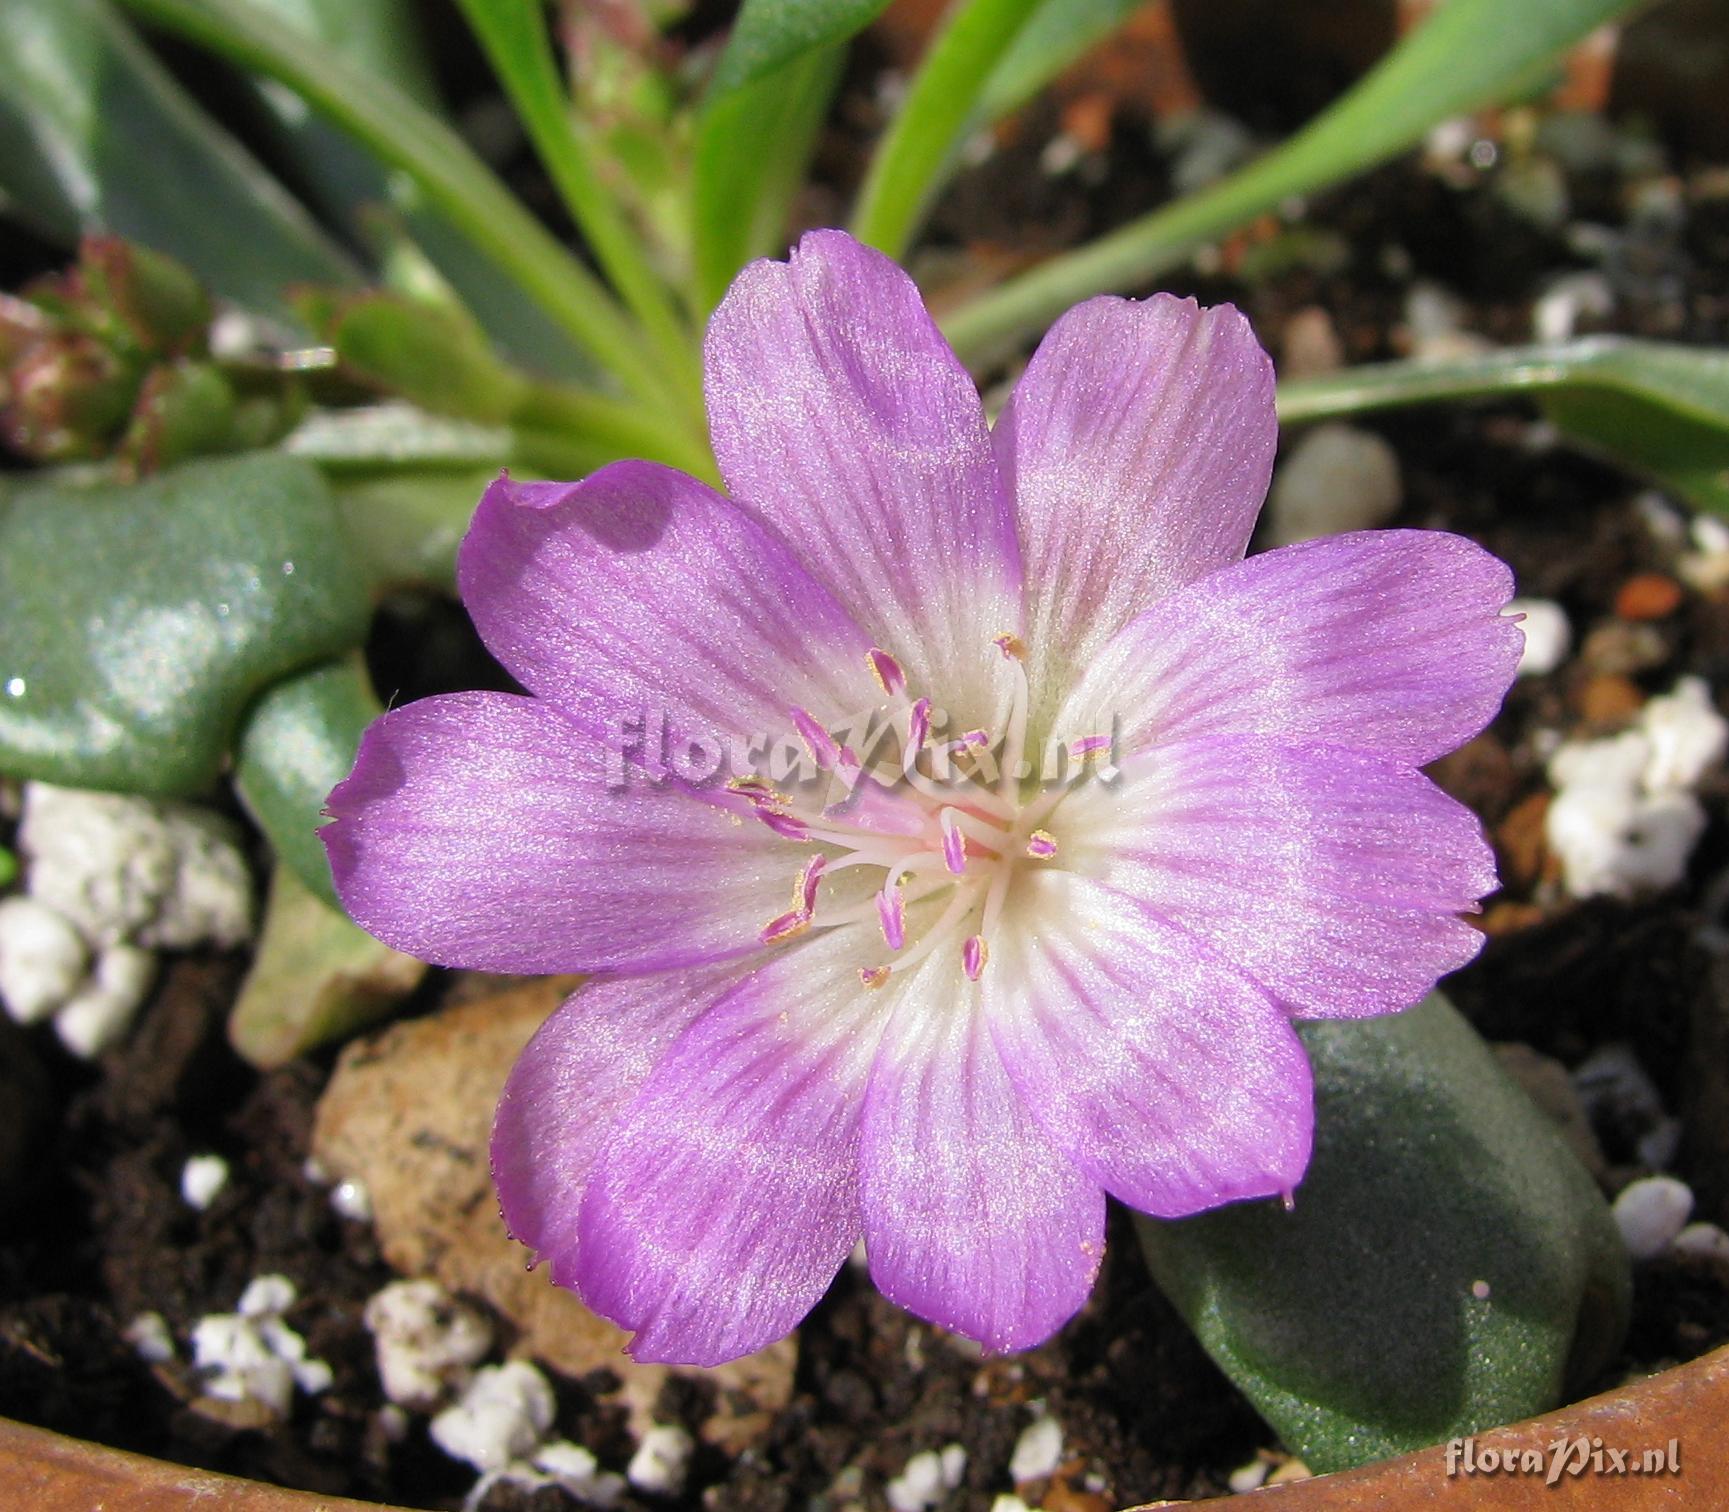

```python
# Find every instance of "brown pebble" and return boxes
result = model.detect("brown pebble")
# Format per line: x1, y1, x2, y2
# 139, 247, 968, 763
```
1042, 1484, 1113, 1512
1615, 572, 1684, 621
1495, 791, 1551, 889
1059, 92, 1115, 154
1575, 672, 1645, 727
1480, 901, 1546, 936
1281, 306, 1345, 377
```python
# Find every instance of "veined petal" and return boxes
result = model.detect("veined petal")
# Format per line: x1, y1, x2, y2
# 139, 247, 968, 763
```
492, 967, 733, 1278
1058, 736, 1495, 1018
460, 462, 873, 753
994, 296, 1275, 723
1058, 530, 1522, 766
860, 955, 1105, 1351
570, 924, 902, 1366
322, 691, 800, 974
705, 230, 1020, 733
987, 872, 1312, 1217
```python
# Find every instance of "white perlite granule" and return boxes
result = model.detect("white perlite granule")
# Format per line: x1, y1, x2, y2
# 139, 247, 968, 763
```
362, 1278, 493, 1408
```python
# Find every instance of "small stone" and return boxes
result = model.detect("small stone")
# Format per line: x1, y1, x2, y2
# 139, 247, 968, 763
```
1266, 424, 1402, 546
1641, 677, 1728, 792
330, 1177, 372, 1224
1494, 792, 1552, 890
1508, 598, 1571, 677
1614, 572, 1685, 622
627, 1423, 695, 1497
429, 1360, 556, 1474
1578, 621, 1669, 677
1009, 1414, 1064, 1483
1613, 1176, 1694, 1261
1227, 1458, 1272, 1494
19, 784, 252, 951
1671, 1222, 1729, 1267
54, 944, 155, 1058
237, 1275, 297, 1317
180, 1153, 229, 1211
1279, 307, 1343, 378
0, 896, 88, 1023
124, 1312, 176, 1364
1042, 1485, 1112, 1512
1575, 674, 1645, 728
362, 1278, 493, 1408
536, 1441, 627, 1506
1267, 1457, 1313, 1485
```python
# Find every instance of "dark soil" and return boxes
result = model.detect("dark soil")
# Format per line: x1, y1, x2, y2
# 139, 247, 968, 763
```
7, 7, 1729, 1510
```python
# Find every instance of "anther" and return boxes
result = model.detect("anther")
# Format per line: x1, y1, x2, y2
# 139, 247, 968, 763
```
1025, 830, 1058, 860
992, 631, 1026, 661
877, 884, 906, 951
790, 706, 838, 770
759, 909, 810, 945
939, 809, 967, 875
867, 648, 907, 698
859, 965, 890, 989
962, 934, 989, 981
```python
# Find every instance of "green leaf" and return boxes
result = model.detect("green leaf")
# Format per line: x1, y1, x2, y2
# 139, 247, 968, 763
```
0, 0, 359, 321
0, 453, 370, 797
692, 46, 844, 313
1276, 337, 1729, 516
452, 0, 697, 390
233, 656, 379, 909
229, 862, 425, 1069
326, 296, 529, 424
850, 0, 1045, 259
1137, 995, 1630, 1474
943, 0, 1646, 364
976, 0, 1143, 123
707, 0, 892, 102
114, 0, 695, 422
240, 0, 440, 106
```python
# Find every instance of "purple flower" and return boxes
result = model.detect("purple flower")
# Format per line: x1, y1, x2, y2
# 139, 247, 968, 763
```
322, 230, 1521, 1366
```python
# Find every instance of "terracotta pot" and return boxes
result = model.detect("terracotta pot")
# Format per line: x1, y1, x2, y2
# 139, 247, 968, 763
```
2, 1345, 1725, 1510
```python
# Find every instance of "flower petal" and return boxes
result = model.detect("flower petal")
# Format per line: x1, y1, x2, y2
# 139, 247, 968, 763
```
994, 295, 1275, 720
492, 967, 732, 1276
1058, 530, 1522, 766
1057, 736, 1495, 1018
986, 873, 1313, 1217
322, 691, 802, 974
460, 461, 874, 752
570, 926, 899, 1365
860, 957, 1105, 1351
704, 229, 1020, 731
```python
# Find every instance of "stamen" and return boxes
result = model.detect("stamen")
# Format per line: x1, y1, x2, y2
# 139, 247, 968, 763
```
876, 883, 906, 951
790, 706, 838, 770
1071, 733, 1112, 762
759, 909, 810, 945
992, 631, 1026, 661
867, 648, 907, 698
906, 698, 931, 756
859, 965, 890, 989
1025, 830, 1058, 859
939, 809, 968, 875
795, 855, 826, 914
962, 934, 989, 980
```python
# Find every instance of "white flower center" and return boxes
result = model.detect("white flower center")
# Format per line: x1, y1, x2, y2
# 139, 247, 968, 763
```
733, 639, 1111, 985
